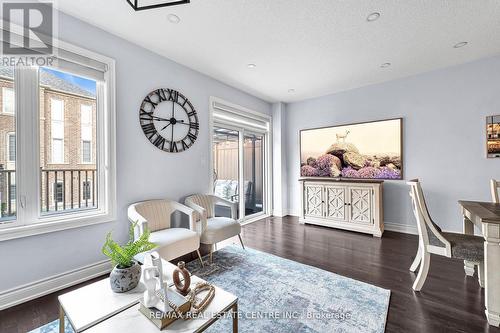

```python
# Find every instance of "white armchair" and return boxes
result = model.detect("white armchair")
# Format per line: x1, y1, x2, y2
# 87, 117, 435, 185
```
127, 199, 203, 266
185, 194, 244, 263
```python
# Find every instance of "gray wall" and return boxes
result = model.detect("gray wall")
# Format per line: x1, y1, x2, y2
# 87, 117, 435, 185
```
272, 102, 288, 216
0, 12, 271, 292
285, 55, 500, 232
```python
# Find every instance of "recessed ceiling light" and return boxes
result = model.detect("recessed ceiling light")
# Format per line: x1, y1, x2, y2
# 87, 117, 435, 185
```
247, 63, 257, 69
367, 12, 381, 22
380, 62, 391, 68
167, 14, 181, 24
453, 41, 468, 48
288, 89, 295, 93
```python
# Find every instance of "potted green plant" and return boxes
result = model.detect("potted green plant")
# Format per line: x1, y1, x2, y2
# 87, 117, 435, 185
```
102, 222, 157, 293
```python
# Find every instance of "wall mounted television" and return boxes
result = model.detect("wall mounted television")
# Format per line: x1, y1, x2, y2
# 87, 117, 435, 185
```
300, 118, 403, 180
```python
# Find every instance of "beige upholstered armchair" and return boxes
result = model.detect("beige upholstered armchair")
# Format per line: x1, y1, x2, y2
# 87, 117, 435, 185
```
185, 194, 244, 262
127, 199, 203, 265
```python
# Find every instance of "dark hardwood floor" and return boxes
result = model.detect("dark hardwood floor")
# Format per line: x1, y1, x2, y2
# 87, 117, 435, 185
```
1, 216, 498, 333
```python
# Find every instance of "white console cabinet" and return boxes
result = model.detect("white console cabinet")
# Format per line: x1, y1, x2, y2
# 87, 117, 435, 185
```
299, 178, 384, 237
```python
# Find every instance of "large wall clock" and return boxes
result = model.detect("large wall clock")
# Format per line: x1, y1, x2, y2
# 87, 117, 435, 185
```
139, 88, 199, 153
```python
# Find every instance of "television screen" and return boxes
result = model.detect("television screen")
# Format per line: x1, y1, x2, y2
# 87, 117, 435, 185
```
300, 118, 402, 180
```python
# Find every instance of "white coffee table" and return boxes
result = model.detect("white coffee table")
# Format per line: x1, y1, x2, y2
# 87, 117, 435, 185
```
84, 275, 238, 333
58, 261, 238, 333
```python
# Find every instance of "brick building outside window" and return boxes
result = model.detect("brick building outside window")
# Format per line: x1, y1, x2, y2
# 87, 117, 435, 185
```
0, 67, 97, 219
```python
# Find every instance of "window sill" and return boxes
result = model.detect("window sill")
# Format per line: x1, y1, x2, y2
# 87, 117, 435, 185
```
0, 211, 115, 242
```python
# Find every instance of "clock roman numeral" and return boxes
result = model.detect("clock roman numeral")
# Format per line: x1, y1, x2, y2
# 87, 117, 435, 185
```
156, 89, 167, 102
187, 111, 196, 117
170, 141, 178, 153
153, 135, 166, 150
168, 90, 179, 103
189, 122, 199, 130
143, 96, 158, 108
187, 132, 197, 143
181, 140, 189, 151
141, 123, 157, 138
140, 111, 154, 121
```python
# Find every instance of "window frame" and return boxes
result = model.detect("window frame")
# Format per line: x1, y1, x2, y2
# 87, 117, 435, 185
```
81, 140, 92, 164
7, 132, 15, 162
50, 98, 65, 164
209, 97, 273, 225
0, 34, 116, 242
82, 180, 91, 201
80, 104, 93, 164
53, 180, 64, 204
2, 86, 15, 115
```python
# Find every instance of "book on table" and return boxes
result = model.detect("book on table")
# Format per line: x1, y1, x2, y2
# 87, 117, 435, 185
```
139, 289, 191, 329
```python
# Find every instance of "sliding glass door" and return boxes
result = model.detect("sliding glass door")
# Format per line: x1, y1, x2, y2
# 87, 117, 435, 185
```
243, 133, 264, 216
212, 127, 240, 219
212, 126, 268, 221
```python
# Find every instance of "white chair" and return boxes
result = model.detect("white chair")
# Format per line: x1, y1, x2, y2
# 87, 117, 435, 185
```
128, 199, 203, 266
185, 194, 244, 263
491, 179, 500, 203
407, 179, 484, 291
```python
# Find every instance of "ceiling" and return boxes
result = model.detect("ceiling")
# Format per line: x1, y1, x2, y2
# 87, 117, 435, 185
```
57, 0, 500, 103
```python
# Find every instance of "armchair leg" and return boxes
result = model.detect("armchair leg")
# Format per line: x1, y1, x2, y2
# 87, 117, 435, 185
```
238, 234, 245, 250
196, 250, 204, 267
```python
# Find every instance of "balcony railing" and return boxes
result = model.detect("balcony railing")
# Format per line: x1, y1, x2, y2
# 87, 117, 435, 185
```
0, 168, 98, 221
40, 168, 97, 214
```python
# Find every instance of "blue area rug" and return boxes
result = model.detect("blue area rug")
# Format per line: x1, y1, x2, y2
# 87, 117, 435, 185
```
31, 245, 390, 333
187, 245, 390, 333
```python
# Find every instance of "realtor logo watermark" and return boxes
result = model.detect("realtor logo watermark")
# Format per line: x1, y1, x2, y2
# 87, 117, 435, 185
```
1, 0, 57, 66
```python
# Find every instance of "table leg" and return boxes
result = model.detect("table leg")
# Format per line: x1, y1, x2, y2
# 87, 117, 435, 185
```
484, 223, 500, 327
59, 305, 65, 333
232, 302, 238, 333
463, 216, 476, 276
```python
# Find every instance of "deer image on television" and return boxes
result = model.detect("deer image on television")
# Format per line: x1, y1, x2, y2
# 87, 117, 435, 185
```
336, 130, 350, 142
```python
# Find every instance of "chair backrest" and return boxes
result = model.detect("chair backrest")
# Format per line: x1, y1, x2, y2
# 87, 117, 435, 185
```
491, 179, 500, 203
185, 194, 215, 219
407, 179, 451, 256
129, 199, 176, 232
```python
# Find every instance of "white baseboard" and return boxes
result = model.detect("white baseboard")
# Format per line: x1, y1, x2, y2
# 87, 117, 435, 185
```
0, 259, 111, 311
383, 222, 418, 235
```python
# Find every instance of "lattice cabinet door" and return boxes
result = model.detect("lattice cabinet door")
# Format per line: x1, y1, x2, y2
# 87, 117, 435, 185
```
304, 184, 324, 218
348, 187, 373, 224
325, 185, 347, 221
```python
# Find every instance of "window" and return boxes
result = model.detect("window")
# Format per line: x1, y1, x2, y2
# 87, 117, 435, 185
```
82, 141, 91, 163
82, 181, 91, 200
41, 68, 99, 215
2, 87, 14, 114
81, 104, 92, 163
51, 99, 65, 163
7, 133, 15, 162
53, 181, 63, 203
0, 32, 116, 242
